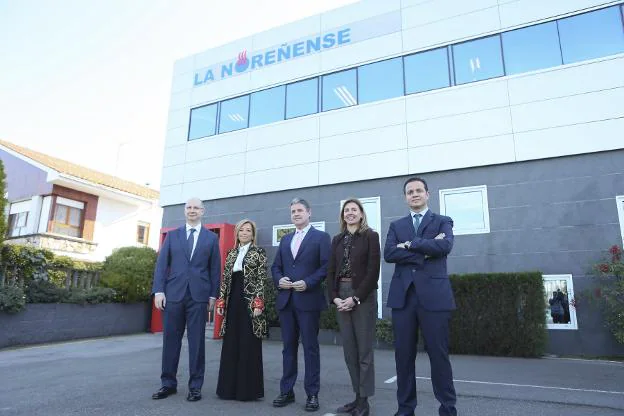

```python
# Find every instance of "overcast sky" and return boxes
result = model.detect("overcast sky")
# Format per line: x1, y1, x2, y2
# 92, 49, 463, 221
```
0, 0, 356, 189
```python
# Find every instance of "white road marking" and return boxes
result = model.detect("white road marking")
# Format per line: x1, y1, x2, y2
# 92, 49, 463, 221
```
384, 375, 624, 395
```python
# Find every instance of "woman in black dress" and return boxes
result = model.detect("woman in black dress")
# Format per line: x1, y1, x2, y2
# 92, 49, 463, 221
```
216, 219, 267, 401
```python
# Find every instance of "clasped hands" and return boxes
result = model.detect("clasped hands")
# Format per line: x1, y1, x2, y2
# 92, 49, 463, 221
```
278, 277, 307, 292
396, 232, 445, 249
334, 296, 356, 312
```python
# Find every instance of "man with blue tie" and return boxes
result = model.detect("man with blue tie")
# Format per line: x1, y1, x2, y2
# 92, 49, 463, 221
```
384, 178, 458, 416
271, 198, 331, 412
151, 197, 221, 402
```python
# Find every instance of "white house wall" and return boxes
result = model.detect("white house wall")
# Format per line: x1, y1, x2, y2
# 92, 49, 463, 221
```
92, 197, 163, 261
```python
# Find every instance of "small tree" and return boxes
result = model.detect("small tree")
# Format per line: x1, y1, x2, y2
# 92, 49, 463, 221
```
592, 245, 624, 344
0, 159, 7, 245
100, 246, 157, 303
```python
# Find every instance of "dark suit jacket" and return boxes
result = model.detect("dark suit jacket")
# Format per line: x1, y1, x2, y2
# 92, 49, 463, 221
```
271, 226, 331, 311
152, 225, 221, 303
326, 228, 381, 302
384, 210, 456, 311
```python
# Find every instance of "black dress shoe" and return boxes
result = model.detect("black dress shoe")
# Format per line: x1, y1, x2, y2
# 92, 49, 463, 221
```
305, 395, 319, 412
272, 391, 295, 407
336, 398, 357, 413
152, 386, 177, 399
186, 389, 202, 402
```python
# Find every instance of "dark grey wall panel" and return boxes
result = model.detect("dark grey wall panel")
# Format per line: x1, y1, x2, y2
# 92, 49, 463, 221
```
161, 150, 624, 356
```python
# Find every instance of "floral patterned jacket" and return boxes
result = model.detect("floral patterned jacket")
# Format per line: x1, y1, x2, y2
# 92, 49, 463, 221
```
216, 245, 267, 339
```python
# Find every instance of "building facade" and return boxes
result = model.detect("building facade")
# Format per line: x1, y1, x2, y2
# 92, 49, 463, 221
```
161, 0, 624, 356
1, 140, 162, 261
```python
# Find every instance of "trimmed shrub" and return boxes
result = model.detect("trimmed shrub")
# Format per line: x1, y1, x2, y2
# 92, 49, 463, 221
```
0, 285, 26, 314
449, 272, 547, 357
64, 287, 116, 305
25, 280, 65, 303
100, 246, 157, 303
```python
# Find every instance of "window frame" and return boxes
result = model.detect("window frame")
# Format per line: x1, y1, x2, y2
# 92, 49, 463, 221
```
439, 185, 491, 235
451, 34, 505, 86
7, 211, 29, 237
357, 57, 405, 105
137, 222, 150, 245
403, 46, 452, 95
321, 68, 358, 112
272, 221, 325, 247
543, 274, 578, 330
218, 94, 250, 134
50, 197, 85, 239
187, 102, 219, 141
285, 76, 320, 120
249, 85, 287, 128
616, 195, 624, 246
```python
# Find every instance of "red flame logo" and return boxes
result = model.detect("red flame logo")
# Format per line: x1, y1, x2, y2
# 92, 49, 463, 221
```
236, 51, 248, 66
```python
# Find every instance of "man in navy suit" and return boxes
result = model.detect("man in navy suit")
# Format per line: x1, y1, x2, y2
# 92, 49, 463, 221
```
151, 197, 221, 402
384, 178, 458, 416
271, 198, 331, 412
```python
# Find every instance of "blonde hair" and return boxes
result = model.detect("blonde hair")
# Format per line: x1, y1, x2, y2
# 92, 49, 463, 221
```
234, 218, 258, 247
339, 198, 369, 234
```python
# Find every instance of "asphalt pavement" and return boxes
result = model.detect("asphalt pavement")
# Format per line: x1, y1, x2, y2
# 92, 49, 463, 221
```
0, 333, 623, 416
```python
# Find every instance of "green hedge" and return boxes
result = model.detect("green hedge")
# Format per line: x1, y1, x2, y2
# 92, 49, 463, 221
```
0, 160, 7, 246
264, 271, 547, 357
449, 272, 547, 357
100, 246, 157, 303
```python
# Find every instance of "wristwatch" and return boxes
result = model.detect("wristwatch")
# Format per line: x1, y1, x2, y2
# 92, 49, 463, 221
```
352, 296, 361, 305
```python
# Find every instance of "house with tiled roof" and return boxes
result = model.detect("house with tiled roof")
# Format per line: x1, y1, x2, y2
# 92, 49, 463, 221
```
0, 139, 162, 261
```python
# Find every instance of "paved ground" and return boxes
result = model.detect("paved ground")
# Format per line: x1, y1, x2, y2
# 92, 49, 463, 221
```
1, 333, 623, 416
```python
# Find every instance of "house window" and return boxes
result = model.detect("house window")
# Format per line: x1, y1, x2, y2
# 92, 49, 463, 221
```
439, 185, 490, 235
51, 197, 84, 238
7, 212, 28, 237
543, 274, 578, 330
272, 221, 325, 247
617, 195, 624, 245
137, 222, 150, 245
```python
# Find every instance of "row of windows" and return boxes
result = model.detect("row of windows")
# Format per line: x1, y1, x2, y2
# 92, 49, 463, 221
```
188, 5, 624, 141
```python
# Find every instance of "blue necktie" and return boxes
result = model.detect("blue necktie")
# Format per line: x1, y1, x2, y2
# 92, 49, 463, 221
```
187, 228, 196, 258
413, 213, 422, 234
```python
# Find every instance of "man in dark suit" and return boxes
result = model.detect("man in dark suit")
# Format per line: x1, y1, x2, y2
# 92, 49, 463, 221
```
271, 197, 331, 412
151, 197, 221, 402
384, 177, 458, 416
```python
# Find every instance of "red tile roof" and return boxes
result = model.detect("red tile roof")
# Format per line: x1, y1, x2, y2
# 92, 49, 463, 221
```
0, 139, 159, 200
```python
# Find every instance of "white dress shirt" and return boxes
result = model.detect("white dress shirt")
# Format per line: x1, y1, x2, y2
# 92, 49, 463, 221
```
233, 243, 251, 272
410, 207, 429, 227
155, 223, 202, 298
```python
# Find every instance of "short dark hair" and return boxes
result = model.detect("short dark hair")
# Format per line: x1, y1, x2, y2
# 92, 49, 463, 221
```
403, 177, 428, 194
290, 197, 311, 211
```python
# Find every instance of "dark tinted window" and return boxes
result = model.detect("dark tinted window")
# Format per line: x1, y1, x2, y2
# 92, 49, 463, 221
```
404, 47, 450, 94
502, 22, 562, 74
